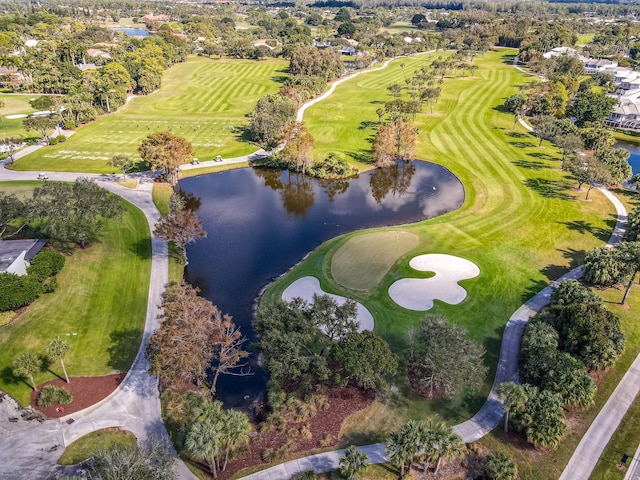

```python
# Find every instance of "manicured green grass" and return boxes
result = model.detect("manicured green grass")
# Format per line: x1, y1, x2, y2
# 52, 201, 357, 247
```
12, 57, 288, 172
331, 230, 420, 290
0, 180, 45, 199
576, 34, 595, 48
0, 93, 38, 139
379, 22, 419, 34
152, 183, 173, 216
263, 50, 617, 427
0, 183, 151, 405
57, 428, 137, 465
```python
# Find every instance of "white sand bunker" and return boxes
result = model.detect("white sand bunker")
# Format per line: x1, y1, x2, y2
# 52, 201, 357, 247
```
389, 254, 480, 311
282, 276, 374, 331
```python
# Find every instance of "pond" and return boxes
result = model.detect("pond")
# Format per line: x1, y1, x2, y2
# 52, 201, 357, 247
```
616, 140, 640, 176
179, 161, 465, 407
112, 27, 151, 37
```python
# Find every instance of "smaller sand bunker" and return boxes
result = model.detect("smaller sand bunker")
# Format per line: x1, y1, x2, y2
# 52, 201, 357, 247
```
389, 254, 480, 311
282, 276, 374, 331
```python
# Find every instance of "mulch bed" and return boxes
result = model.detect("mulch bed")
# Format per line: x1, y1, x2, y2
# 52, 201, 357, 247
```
206, 386, 375, 480
31, 373, 125, 418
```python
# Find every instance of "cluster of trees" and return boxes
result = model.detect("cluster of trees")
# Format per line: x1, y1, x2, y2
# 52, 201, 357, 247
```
146, 281, 249, 397
138, 131, 194, 186
12, 336, 71, 390
385, 419, 464, 476
502, 280, 625, 448
0, 177, 123, 248
163, 390, 250, 478
0, 251, 65, 312
584, 237, 640, 305
255, 295, 398, 396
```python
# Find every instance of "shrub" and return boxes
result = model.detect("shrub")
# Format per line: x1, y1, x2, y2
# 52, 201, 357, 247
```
64, 121, 76, 130
56, 135, 67, 143
291, 471, 316, 480
48, 137, 59, 145
28, 251, 66, 281
0, 273, 44, 312
0, 311, 14, 326
37, 385, 73, 407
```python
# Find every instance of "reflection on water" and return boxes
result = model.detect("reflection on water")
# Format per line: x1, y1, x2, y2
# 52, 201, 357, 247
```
616, 140, 640, 176
179, 161, 464, 407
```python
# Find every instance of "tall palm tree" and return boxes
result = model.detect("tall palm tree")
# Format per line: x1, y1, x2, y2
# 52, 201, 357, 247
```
484, 451, 518, 480
185, 420, 222, 478
12, 352, 42, 391
385, 431, 413, 478
45, 336, 71, 383
431, 428, 463, 474
339, 445, 369, 480
498, 382, 528, 433
220, 409, 250, 471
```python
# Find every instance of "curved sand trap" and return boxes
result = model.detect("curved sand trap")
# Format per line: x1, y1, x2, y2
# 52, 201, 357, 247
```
282, 276, 374, 331
389, 254, 480, 311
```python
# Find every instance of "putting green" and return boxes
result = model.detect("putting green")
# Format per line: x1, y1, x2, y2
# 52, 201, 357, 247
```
12, 56, 288, 172
331, 230, 419, 290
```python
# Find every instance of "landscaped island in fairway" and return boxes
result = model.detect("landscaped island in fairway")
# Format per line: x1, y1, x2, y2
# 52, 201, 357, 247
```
10, 56, 288, 173
0, 182, 151, 406
260, 50, 617, 426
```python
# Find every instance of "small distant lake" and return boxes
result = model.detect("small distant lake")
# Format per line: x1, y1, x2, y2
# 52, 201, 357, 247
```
616, 140, 640, 176
112, 27, 151, 37
179, 161, 465, 407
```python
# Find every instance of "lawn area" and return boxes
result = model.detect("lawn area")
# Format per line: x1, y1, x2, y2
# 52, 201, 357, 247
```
11, 56, 287, 172
262, 50, 619, 428
0, 183, 151, 405
57, 428, 136, 465
0, 93, 37, 139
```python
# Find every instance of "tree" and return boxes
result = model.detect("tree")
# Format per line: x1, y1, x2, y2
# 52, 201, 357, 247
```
498, 382, 527, 433
584, 245, 626, 286
289, 46, 343, 81
23, 116, 58, 144
249, 94, 297, 147
0, 135, 24, 163
565, 155, 613, 200
108, 155, 136, 180
338, 22, 356, 38
0, 192, 25, 239
625, 205, 640, 242
385, 430, 414, 478
372, 121, 416, 168
220, 409, 251, 471
569, 90, 617, 127
31, 177, 125, 247
45, 336, 71, 384
153, 207, 206, 265
209, 315, 250, 397
279, 121, 315, 174
185, 420, 222, 478
406, 314, 487, 398
595, 146, 632, 184
530, 115, 558, 147
484, 452, 518, 480
554, 133, 583, 167
29, 95, 54, 111
12, 352, 42, 390
421, 86, 441, 114
138, 132, 193, 186
334, 330, 399, 390
504, 93, 526, 113
340, 446, 369, 480
88, 435, 176, 480
525, 389, 566, 448
411, 13, 426, 25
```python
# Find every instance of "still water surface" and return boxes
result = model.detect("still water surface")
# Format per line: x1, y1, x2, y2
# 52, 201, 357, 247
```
180, 161, 465, 406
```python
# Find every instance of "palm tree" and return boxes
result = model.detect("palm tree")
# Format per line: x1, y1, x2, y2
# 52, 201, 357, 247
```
385, 431, 413, 478
220, 409, 250, 471
484, 451, 518, 480
498, 382, 528, 433
45, 336, 71, 383
185, 420, 222, 478
431, 428, 463, 474
339, 445, 369, 479
420, 87, 441, 114
12, 352, 42, 391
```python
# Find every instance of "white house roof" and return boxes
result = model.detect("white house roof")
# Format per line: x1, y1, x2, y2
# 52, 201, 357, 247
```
0, 239, 46, 273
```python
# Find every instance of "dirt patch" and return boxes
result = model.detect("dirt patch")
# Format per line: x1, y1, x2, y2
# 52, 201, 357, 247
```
31, 373, 125, 418
205, 386, 375, 480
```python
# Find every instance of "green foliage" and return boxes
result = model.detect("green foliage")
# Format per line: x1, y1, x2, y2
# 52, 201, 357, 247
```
340, 445, 369, 480
405, 314, 488, 398
49, 137, 59, 145
504, 93, 526, 113
37, 385, 72, 407
27, 251, 65, 282
0, 273, 44, 312
12, 351, 42, 390
569, 91, 617, 127
626, 205, 640, 242
291, 471, 316, 480
309, 153, 359, 179
289, 45, 344, 81
249, 94, 297, 146
484, 451, 518, 480
584, 246, 626, 286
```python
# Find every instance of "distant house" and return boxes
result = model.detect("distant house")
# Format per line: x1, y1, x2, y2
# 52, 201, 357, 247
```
254, 39, 276, 50
87, 48, 112, 60
76, 63, 97, 72
24, 39, 39, 48
0, 239, 47, 276
340, 46, 357, 56
582, 57, 617, 74
543, 46, 577, 59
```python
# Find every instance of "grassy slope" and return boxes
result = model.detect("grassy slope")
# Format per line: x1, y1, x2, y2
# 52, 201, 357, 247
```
0, 93, 37, 139
262, 50, 616, 427
0, 184, 151, 405
57, 428, 137, 465
12, 57, 287, 172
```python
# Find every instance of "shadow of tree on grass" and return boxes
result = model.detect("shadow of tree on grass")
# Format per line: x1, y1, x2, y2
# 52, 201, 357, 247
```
512, 160, 551, 171
523, 178, 573, 200
107, 328, 143, 373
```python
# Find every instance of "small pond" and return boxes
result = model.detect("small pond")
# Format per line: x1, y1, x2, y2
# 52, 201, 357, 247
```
615, 140, 640, 176
180, 161, 465, 407
112, 27, 151, 37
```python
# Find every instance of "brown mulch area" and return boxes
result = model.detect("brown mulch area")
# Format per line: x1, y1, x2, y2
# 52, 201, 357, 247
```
202, 386, 375, 480
31, 373, 125, 418
409, 445, 488, 480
